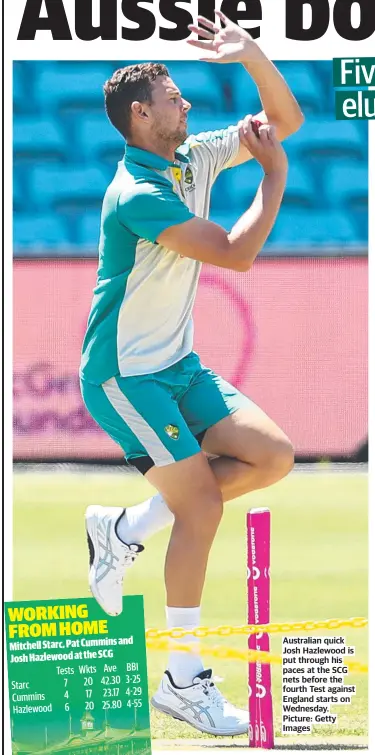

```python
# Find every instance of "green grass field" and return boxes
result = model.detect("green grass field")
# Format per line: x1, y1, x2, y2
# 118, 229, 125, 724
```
13, 468, 368, 743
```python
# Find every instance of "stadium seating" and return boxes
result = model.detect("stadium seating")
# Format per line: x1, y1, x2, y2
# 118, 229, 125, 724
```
186, 112, 241, 137
164, 63, 225, 112
274, 62, 324, 114
13, 65, 25, 114
209, 209, 238, 232
268, 209, 358, 247
217, 162, 316, 211
212, 162, 263, 210
212, 204, 360, 247
283, 163, 318, 207
77, 115, 124, 163
286, 119, 367, 161
35, 65, 111, 113
230, 62, 325, 116
12, 61, 368, 251
14, 214, 70, 249
77, 211, 102, 248
225, 65, 260, 115
29, 165, 108, 211
14, 117, 67, 162
325, 163, 368, 209
13, 173, 23, 212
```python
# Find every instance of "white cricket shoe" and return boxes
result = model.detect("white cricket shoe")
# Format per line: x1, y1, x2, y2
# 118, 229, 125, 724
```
151, 669, 249, 736
85, 505, 144, 616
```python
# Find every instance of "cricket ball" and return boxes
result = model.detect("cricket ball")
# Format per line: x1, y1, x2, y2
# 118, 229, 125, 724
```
251, 119, 262, 137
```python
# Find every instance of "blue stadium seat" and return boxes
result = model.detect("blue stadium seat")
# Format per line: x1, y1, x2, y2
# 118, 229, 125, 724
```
14, 214, 69, 249
268, 209, 358, 247
14, 117, 67, 162
187, 112, 240, 138
212, 162, 263, 210
276, 62, 324, 114
283, 163, 316, 207
325, 163, 368, 208
352, 211, 368, 243
166, 63, 225, 112
311, 60, 330, 84
13, 173, 23, 211
212, 162, 315, 212
13, 65, 25, 114
35, 66, 110, 112
228, 66, 260, 115
209, 209, 238, 231
77, 115, 124, 162
29, 166, 108, 211
220, 61, 325, 114
77, 212, 102, 247
285, 119, 367, 161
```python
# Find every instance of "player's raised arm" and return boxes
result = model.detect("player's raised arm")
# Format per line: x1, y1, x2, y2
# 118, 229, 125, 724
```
158, 124, 287, 272
187, 12, 304, 167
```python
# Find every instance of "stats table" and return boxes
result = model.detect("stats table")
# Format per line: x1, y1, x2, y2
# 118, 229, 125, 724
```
5, 596, 151, 755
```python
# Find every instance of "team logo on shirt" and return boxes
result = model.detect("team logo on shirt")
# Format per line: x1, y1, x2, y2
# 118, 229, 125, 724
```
185, 167, 194, 185
164, 424, 180, 440
184, 166, 196, 193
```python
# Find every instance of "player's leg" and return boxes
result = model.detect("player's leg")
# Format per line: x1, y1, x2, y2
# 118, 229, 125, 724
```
179, 355, 294, 502
81, 373, 248, 734
203, 404, 294, 500
81, 371, 226, 612
146, 453, 222, 607
82, 368, 222, 620
80, 373, 195, 616
147, 453, 221, 686
148, 360, 293, 729
146, 453, 248, 734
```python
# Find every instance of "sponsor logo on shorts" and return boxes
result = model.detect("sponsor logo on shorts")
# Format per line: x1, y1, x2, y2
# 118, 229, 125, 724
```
165, 424, 180, 440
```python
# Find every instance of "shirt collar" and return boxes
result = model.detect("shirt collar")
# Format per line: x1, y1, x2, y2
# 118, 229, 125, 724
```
125, 144, 190, 170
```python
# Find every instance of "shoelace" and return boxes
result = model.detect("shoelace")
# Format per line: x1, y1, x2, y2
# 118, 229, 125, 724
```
200, 680, 226, 709
115, 545, 139, 585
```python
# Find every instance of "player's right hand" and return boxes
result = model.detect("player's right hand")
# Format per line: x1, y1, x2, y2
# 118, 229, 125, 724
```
239, 118, 288, 175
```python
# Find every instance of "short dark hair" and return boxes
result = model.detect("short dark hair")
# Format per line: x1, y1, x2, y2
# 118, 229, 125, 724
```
104, 63, 169, 140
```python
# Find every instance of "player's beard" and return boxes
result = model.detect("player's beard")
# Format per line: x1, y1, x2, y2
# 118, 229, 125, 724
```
153, 117, 188, 148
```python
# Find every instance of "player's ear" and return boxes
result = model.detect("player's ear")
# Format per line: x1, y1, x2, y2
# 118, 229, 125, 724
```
131, 101, 149, 123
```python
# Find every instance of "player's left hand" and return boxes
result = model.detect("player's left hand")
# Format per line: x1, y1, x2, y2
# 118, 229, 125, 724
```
187, 11, 263, 64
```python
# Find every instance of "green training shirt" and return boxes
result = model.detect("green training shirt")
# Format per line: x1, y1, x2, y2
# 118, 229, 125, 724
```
80, 126, 240, 385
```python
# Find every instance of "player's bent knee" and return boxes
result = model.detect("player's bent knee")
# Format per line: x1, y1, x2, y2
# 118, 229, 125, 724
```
174, 490, 223, 537
202, 493, 224, 531
265, 436, 295, 480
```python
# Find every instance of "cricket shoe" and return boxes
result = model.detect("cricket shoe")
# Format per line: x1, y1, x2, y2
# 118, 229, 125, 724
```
151, 669, 249, 736
85, 505, 144, 616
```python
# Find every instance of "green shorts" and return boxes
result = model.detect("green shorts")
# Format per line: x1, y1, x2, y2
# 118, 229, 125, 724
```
80, 352, 250, 473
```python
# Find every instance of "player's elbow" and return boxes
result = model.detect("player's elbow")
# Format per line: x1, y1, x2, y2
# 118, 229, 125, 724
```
214, 235, 255, 272
231, 256, 255, 273
277, 108, 304, 140
287, 108, 305, 135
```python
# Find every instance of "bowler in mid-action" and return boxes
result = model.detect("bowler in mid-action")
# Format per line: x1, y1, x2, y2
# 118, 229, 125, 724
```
80, 12, 303, 735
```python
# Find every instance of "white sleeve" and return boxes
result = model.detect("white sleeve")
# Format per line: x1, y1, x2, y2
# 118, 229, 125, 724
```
186, 125, 240, 182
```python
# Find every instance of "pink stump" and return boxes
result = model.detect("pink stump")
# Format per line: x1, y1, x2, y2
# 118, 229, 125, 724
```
247, 508, 274, 748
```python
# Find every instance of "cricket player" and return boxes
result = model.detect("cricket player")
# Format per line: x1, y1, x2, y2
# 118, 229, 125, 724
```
80, 13, 303, 735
